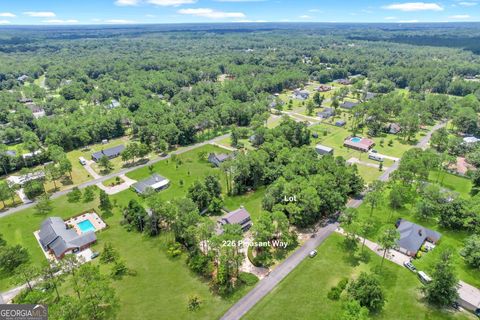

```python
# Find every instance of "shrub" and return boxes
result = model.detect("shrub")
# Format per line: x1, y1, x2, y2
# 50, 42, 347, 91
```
327, 286, 342, 300
338, 278, 349, 290
167, 243, 183, 258
238, 272, 259, 286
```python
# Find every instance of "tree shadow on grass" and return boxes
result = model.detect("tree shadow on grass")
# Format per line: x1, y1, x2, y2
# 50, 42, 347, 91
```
339, 237, 361, 267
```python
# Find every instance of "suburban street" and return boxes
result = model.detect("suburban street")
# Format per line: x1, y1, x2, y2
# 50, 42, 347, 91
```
220, 121, 446, 320
0, 133, 230, 219
220, 222, 339, 320
0, 121, 447, 307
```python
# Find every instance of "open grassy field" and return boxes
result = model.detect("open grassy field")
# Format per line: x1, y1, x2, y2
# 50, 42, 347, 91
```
0, 144, 264, 319
244, 233, 473, 320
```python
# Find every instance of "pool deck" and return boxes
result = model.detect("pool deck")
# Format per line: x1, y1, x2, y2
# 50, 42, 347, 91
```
66, 212, 107, 235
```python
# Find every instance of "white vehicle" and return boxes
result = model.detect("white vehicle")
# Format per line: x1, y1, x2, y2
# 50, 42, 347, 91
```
79, 157, 87, 165
309, 250, 317, 258
368, 153, 384, 162
418, 271, 432, 284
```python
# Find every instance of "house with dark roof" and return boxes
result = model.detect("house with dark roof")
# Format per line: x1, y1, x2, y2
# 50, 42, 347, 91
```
293, 89, 310, 100
340, 101, 359, 110
132, 173, 170, 194
208, 153, 232, 167
317, 107, 335, 119
395, 219, 441, 257
91, 144, 125, 162
17, 98, 33, 104
387, 123, 401, 134
317, 84, 332, 92
335, 78, 351, 85
217, 207, 252, 234
335, 120, 346, 127
38, 217, 96, 259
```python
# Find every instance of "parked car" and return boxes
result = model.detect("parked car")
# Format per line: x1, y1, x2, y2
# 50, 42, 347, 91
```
309, 250, 317, 258
403, 261, 417, 273
418, 271, 432, 284
91, 251, 100, 259
79, 157, 87, 165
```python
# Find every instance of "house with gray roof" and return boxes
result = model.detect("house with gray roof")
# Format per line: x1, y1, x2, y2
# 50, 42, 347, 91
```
107, 99, 121, 109
340, 101, 359, 110
132, 173, 170, 195
38, 217, 96, 259
315, 144, 334, 156
91, 144, 125, 162
317, 107, 335, 119
217, 207, 252, 234
17, 75, 29, 83
395, 219, 441, 257
208, 153, 232, 167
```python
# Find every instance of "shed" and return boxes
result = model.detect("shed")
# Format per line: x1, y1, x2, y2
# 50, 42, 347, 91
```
315, 144, 334, 156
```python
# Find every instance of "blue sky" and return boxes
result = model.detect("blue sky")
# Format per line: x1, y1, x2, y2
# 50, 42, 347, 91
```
0, 0, 479, 25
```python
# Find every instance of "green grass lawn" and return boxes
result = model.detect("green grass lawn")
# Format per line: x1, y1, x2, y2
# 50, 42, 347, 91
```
102, 176, 125, 187
351, 189, 480, 288
429, 171, 472, 197
244, 234, 473, 320
0, 144, 263, 319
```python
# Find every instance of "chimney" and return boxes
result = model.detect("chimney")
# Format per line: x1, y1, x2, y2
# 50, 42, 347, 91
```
418, 229, 422, 237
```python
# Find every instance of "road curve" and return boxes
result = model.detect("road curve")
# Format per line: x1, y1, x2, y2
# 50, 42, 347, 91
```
0, 134, 230, 219
220, 121, 446, 320
220, 222, 339, 320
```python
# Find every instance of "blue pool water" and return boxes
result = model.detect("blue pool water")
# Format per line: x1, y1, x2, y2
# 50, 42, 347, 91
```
77, 220, 96, 233
350, 137, 362, 143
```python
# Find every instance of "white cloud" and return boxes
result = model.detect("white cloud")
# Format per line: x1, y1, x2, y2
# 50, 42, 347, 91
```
0, 20, 11, 24
383, 2, 443, 11
235, 19, 267, 22
398, 19, 420, 22
105, 19, 136, 24
215, 0, 265, 1
115, 0, 141, 6
178, 8, 245, 19
0, 12, 16, 18
384, 16, 397, 19
458, 1, 478, 6
147, 0, 197, 6
24, 11, 56, 17
449, 14, 471, 18
308, 9, 321, 13
299, 15, 312, 19
43, 19, 79, 24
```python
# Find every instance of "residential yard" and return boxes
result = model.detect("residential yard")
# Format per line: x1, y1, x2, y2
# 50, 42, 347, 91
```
0, 144, 263, 319
350, 184, 480, 288
244, 233, 473, 320
428, 171, 472, 197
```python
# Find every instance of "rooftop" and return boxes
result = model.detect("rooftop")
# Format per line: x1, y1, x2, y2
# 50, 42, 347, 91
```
132, 173, 169, 194
396, 219, 441, 254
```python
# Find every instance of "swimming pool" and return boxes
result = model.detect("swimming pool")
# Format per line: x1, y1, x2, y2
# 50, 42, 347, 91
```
350, 137, 362, 143
77, 219, 96, 233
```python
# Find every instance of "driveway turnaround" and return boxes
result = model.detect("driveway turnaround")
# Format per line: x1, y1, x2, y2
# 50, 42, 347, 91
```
220, 222, 339, 320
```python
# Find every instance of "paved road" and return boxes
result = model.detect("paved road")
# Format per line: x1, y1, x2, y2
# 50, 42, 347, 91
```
220, 222, 339, 320
0, 134, 230, 219
220, 121, 446, 320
